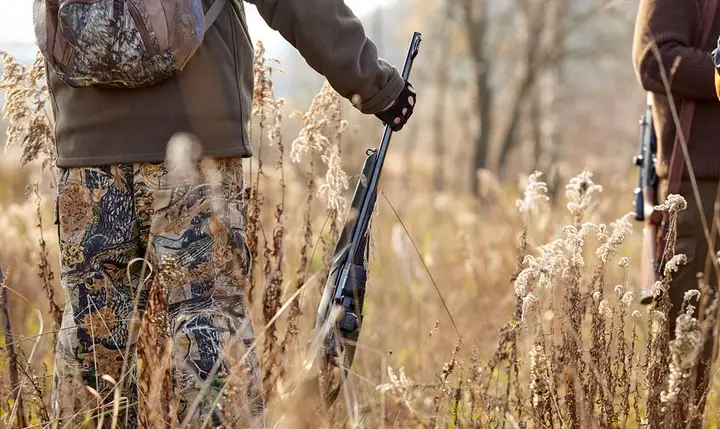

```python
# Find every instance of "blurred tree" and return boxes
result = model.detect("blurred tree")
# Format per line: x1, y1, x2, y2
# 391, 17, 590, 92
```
449, 0, 492, 196
535, 0, 568, 198
443, 0, 635, 197
243, 0, 641, 201
432, 3, 451, 192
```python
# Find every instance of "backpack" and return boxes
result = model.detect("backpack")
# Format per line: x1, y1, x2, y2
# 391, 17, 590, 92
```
32, 0, 228, 89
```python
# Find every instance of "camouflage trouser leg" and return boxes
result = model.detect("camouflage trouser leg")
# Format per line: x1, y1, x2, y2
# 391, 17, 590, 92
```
50, 158, 264, 428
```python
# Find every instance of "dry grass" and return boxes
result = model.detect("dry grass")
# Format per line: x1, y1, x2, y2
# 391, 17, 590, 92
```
1, 43, 720, 429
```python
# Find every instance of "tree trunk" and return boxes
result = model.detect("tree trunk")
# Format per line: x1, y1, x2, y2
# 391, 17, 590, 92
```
471, 67, 492, 196
495, 72, 536, 173
456, 101, 474, 193
465, 0, 492, 196
496, 0, 545, 174
402, 113, 420, 194
531, 87, 542, 171
540, 0, 568, 198
433, 14, 450, 193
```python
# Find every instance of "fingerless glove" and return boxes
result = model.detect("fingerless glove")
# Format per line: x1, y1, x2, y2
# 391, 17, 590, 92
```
375, 81, 416, 131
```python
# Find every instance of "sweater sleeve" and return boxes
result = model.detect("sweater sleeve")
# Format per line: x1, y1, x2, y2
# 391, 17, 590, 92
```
244, 0, 404, 114
631, 0, 717, 100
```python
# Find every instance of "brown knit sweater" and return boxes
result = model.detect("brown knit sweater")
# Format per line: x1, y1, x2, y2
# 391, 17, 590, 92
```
632, 0, 720, 180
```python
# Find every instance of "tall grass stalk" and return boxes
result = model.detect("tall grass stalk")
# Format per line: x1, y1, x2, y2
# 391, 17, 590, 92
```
0, 43, 718, 429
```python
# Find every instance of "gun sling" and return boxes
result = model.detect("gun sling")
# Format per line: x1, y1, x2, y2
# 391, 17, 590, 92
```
665, 0, 719, 196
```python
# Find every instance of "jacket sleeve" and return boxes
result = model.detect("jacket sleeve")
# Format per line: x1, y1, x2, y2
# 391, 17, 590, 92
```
631, 0, 717, 100
245, 0, 404, 114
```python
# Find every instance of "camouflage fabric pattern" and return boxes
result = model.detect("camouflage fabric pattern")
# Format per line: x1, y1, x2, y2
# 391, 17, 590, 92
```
33, 0, 209, 89
51, 158, 264, 428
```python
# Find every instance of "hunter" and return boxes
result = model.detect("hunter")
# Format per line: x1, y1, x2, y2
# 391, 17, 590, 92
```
36, 0, 416, 427
633, 0, 720, 427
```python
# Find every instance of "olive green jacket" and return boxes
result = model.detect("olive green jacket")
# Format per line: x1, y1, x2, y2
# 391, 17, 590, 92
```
49, 0, 403, 167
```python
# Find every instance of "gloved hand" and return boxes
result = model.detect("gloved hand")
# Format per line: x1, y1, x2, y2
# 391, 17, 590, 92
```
375, 80, 416, 131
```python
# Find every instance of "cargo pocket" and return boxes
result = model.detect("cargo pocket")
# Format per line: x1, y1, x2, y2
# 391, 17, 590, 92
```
231, 228, 252, 276
54, 190, 61, 240
54, 173, 67, 242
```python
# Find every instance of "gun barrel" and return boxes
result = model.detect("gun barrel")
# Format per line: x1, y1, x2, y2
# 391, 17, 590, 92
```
314, 33, 423, 404
342, 32, 421, 274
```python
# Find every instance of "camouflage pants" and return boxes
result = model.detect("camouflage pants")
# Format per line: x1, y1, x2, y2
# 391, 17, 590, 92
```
50, 158, 264, 428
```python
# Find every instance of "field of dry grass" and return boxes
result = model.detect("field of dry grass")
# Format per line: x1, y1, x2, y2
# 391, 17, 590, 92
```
2, 40, 720, 429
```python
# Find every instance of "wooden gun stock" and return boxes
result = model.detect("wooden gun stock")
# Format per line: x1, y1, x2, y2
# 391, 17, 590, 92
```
639, 191, 661, 304
635, 93, 661, 305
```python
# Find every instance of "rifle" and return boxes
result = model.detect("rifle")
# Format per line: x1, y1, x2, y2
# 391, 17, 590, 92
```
312, 31, 422, 403
632, 92, 660, 305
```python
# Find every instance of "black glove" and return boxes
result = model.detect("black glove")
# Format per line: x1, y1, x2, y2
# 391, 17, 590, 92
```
375, 80, 416, 131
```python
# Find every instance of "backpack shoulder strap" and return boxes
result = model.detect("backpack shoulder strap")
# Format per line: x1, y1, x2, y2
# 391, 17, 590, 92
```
205, 0, 229, 32
666, 0, 719, 196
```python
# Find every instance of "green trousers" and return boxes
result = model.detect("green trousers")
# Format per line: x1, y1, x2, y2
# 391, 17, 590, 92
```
656, 178, 720, 429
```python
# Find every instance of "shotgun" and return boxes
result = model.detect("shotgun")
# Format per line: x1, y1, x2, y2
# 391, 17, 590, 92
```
633, 92, 660, 305
313, 31, 421, 402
